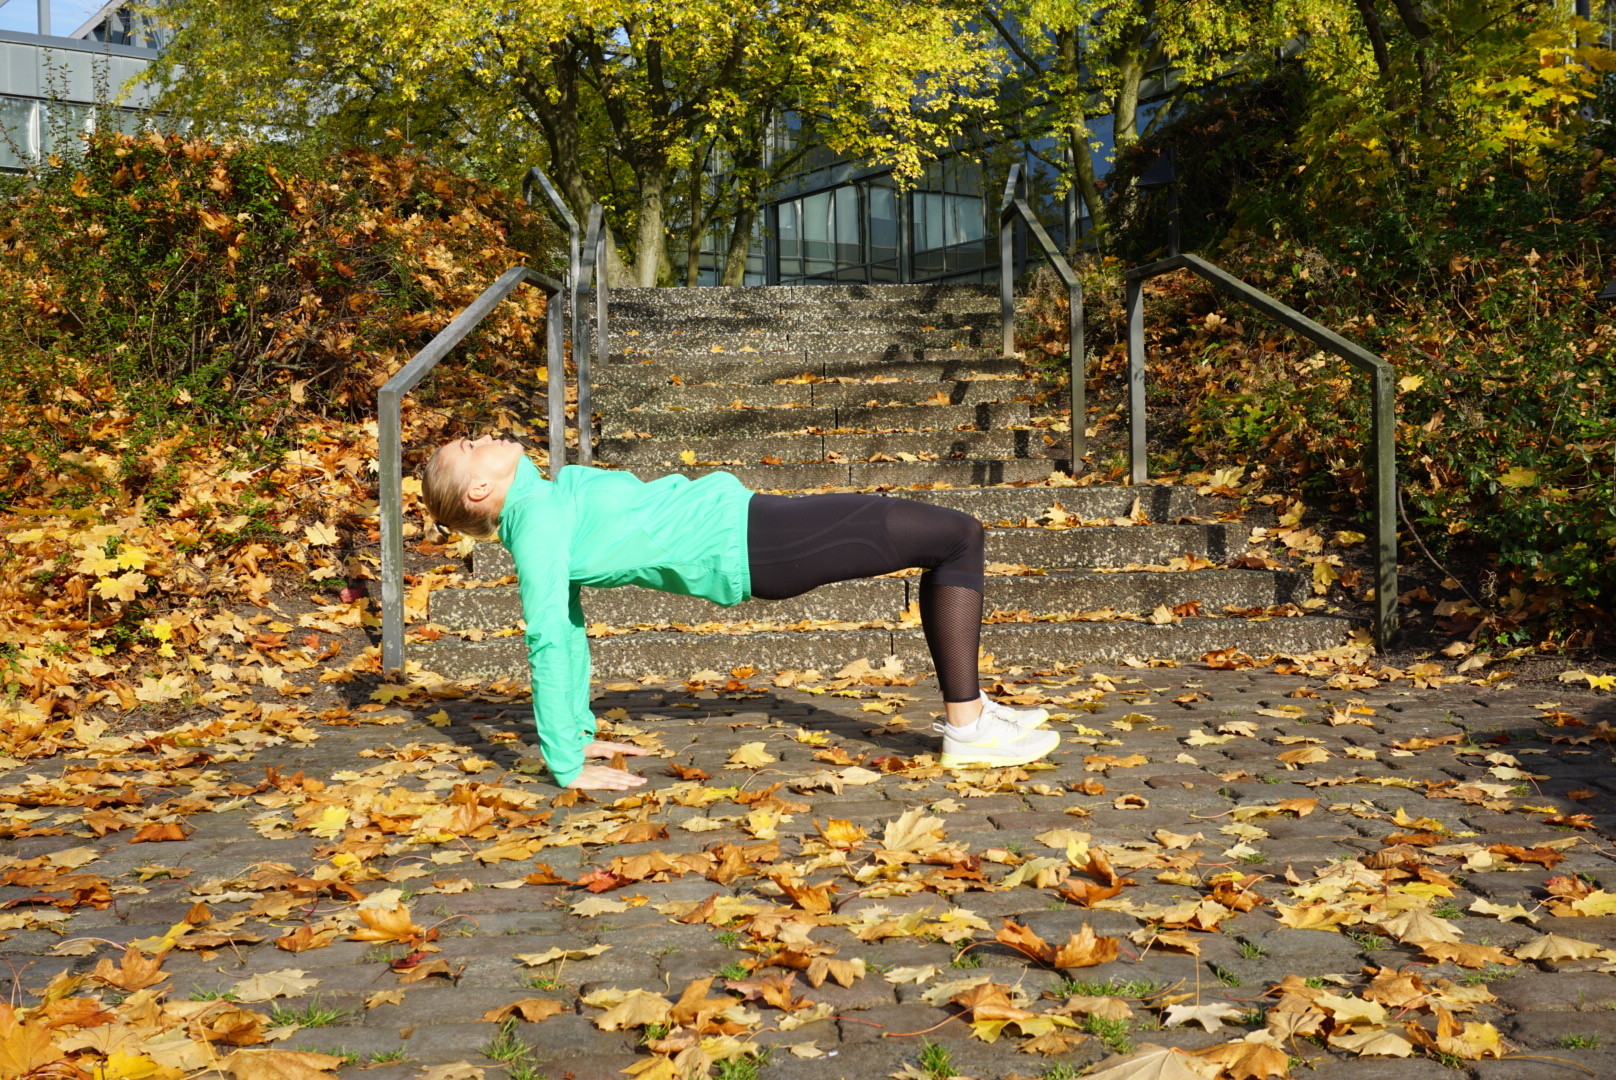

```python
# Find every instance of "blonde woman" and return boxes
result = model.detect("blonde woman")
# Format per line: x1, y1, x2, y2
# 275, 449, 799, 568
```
422, 435, 1057, 791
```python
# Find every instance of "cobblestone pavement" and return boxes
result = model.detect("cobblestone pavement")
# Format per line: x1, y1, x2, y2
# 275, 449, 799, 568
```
4, 659, 1616, 1080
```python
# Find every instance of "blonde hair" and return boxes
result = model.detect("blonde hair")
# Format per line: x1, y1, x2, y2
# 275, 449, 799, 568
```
420, 444, 500, 542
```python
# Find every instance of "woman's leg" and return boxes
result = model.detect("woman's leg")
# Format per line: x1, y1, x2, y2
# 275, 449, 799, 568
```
746, 493, 986, 705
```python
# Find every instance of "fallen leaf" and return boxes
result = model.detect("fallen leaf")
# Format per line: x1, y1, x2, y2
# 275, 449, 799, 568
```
480, 998, 565, 1023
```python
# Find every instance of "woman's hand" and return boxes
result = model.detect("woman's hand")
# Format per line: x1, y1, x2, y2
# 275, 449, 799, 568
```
583, 740, 650, 759
565, 765, 646, 791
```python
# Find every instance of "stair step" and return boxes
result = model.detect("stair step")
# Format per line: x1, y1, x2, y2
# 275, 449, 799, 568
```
610, 312, 994, 332
609, 283, 996, 304
596, 430, 1058, 466
613, 328, 997, 356
429, 569, 1307, 632
596, 379, 1041, 411
605, 346, 1004, 366
471, 519, 1247, 578
412, 614, 1355, 681
593, 356, 1027, 387
610, 458, 1064, 491
599, 401, 1032, 439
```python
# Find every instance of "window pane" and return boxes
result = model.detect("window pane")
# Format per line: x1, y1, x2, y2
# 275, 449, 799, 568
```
834, 185, 860, 264
869, 185, 897, 259
42, 102, 92, 156
0, 97, 36, 171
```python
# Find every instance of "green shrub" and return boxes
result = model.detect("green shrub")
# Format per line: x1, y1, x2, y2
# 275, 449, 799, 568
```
1020, 139, 1615, 638
0, 132, 560, 509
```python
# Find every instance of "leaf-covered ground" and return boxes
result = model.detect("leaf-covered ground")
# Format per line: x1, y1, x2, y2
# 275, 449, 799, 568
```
4, 633, 1616, 1080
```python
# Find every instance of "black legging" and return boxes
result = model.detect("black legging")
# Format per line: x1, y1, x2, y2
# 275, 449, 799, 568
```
746, 493, 985, 703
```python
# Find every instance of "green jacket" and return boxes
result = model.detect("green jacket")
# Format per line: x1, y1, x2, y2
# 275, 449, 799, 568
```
498, 457, 753, 786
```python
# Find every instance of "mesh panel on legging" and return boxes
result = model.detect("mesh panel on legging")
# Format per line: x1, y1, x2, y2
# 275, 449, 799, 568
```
746, 492, 986, 703
920, 582, 986, 703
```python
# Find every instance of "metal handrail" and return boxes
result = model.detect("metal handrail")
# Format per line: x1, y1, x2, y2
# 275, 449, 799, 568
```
576, 204, 610, 467
522, 166, 608, 469
523, 167, 581, 360
1125, 253, 1398, 650
378, 266, 565, 674
998, 163, 1088, 473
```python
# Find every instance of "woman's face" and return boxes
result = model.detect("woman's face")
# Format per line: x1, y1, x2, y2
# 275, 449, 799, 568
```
442, 434, 525, 487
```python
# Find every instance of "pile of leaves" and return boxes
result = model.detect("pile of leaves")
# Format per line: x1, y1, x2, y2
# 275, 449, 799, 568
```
0, 131, 558, 507
0, 133, 562, 724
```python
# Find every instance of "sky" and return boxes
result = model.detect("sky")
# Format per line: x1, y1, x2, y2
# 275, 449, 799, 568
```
0, 0, 113, 37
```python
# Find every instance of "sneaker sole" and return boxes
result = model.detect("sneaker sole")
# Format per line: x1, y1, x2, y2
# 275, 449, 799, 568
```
939, 735, 1059, 769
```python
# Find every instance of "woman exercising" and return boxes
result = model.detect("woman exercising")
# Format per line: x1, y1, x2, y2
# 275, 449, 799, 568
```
421, 435, 1059, 791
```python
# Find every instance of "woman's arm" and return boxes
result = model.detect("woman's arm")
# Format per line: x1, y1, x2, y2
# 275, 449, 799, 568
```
505, 496, 594, 787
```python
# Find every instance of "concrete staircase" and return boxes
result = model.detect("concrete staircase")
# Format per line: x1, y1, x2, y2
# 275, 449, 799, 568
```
416, 283, 1354, 680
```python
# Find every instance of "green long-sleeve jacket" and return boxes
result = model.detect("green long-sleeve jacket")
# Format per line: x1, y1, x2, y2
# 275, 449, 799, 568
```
497, 457, 754, 786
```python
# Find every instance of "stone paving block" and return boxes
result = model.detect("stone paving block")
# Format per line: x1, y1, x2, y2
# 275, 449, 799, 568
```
835, 1003, 956, 1044
552, 949, 664, 990
1472, 1051, 1616, 1079
277, 1026, 418, 1059
386, 1021, 500, 1063
1492, 971, 1616, 1011
1240, 925, 1365, 972
1447, 871, 1543, 899
1305, 1059, 1466, 1080
514, 1012, 639, 1058
1538, 916, 1616, 945
1507, 1009, 1616, 1048
1008, 909, 1141, 942
803, 979, 898, 1012
528, 1053, 646, 1080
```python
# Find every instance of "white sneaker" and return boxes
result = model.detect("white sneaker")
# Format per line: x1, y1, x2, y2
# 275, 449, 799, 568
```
932, 692, 1049, 739
983, 691, 1049, 729
939, 711, 1060, 769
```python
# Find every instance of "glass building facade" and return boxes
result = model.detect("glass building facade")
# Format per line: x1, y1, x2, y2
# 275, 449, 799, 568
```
0, 9, 159, 173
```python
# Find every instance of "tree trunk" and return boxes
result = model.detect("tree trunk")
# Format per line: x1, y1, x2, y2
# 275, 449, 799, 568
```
1057, 29, 1105, 237
684, 155, 706, 286
1111, 23, 1149, 151
1388, 0, 1438, 128
721, 200, 756, 286
634, 166, 668, 288
1352, 0, 1394, 81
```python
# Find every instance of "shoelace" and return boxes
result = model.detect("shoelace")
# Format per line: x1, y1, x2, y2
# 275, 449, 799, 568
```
934, 696, 1043, 735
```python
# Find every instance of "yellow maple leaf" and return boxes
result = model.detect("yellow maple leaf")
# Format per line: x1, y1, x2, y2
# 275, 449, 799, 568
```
95, 571, 149, 603
347, 904, 425, 944
134, 674, 188, 704
93, 1050, 184, 1080
114, 545, 152, 571
1498, 466, 1538, 488
727, 742, 776, 768
370, 684, 414, 704
680, 450, 697, 465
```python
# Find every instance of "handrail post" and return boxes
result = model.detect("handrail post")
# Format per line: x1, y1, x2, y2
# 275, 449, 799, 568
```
377, 266, 565, 675
1371, 366, 1398, 649
1126, 276, 1147, 485
595, 225, 608, 384
1068, 275, 1085, 469
999, 161, 1090, 474
524, 166, 581, 360
999, 165, 1020, 358
546, 289, 567, 480
378, 385, 405, 674
576, 204, 605, 468
1122, 252, 1399, 649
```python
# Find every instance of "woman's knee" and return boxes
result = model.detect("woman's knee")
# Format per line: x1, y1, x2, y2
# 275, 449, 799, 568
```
942, 510, 985, 560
